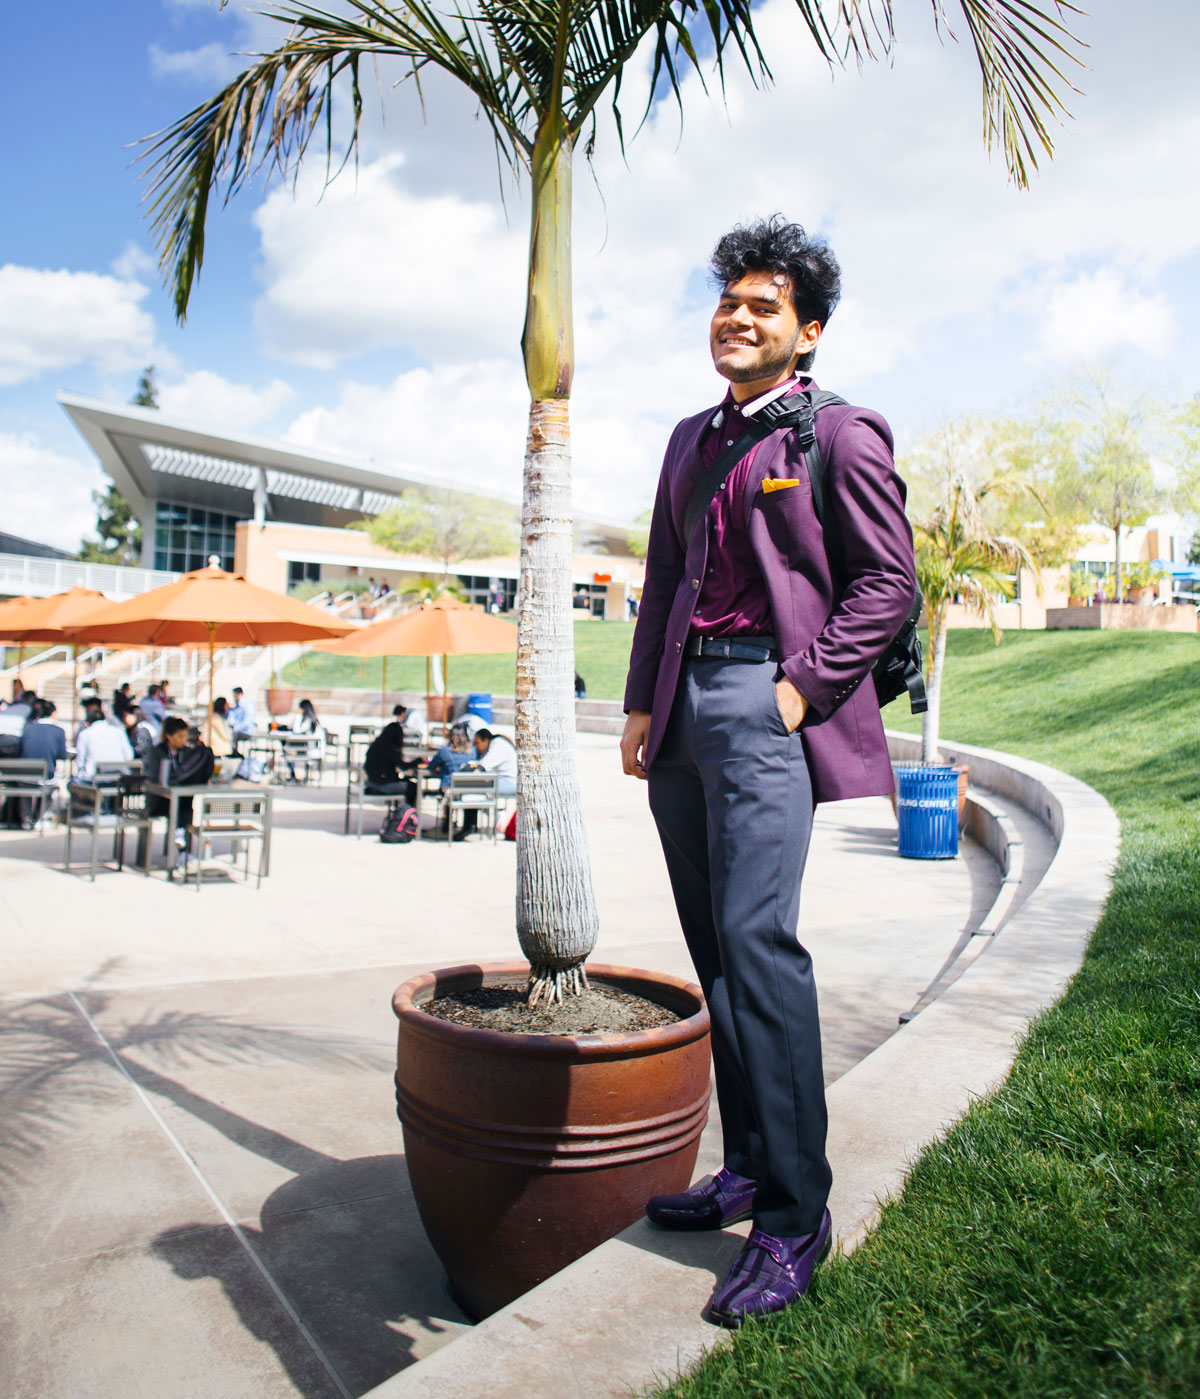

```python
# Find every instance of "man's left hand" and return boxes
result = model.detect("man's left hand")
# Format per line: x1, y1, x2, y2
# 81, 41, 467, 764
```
774, 678, 808, 734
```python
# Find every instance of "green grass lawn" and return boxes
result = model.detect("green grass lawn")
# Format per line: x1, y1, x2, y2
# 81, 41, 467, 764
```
281, 619, 637, 702
651, 628, 1200, 1398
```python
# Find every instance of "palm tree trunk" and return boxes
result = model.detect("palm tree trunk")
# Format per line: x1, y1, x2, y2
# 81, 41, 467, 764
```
921, 612, 949, 764
1112, 523, 1123, 603
514, 113, 599, 1005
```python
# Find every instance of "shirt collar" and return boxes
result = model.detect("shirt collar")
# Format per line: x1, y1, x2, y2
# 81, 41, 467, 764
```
711, 373, 813, 430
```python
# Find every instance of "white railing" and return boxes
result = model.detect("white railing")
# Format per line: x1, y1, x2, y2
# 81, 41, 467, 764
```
0, 552, 179, 600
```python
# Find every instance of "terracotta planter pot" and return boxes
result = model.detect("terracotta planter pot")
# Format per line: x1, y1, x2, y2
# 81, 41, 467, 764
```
425, 694, 457, 723
955, 763, 970, 823
392, 961, 711, 1319
265, 687, 293, 717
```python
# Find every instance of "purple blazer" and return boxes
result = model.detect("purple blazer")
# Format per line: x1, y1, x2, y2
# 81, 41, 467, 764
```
624, 384, 916, 804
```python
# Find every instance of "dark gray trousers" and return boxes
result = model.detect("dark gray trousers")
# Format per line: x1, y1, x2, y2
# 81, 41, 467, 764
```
647, 656, 831, 1236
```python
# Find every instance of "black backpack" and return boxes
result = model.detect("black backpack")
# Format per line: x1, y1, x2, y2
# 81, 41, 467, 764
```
380, 804, 419, 844
683, 389, 927, 715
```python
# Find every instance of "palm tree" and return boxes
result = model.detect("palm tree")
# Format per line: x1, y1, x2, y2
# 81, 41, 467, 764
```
914, 470, 1040, 762
142, 0, 1080, 1003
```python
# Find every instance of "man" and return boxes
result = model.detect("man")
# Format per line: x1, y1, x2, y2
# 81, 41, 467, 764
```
148, 716, 215, 867
457, 728, 517, 837
227, 686, 257, 755
21, 698, 67, 777
74, 698, 104, 745
8, 698, 66, 827
140, 683, 167, 740
620, 217, 916, 1328
74, 711, 134, 783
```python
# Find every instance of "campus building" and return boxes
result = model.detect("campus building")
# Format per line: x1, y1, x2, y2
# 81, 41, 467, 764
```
58, 395, 645, 619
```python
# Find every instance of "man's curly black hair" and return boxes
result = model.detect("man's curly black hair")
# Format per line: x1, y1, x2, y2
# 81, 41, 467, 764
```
710, 215, 842, 371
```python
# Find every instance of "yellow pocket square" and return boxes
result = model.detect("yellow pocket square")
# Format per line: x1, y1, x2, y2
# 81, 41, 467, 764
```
761, 478, 800, 494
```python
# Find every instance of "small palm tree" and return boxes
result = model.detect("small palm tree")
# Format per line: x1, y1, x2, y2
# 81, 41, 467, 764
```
915, 471, 1040, 762
142, 1, 1080, 1002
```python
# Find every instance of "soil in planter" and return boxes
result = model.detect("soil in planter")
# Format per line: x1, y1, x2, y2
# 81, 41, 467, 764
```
422, 983, 682, 1035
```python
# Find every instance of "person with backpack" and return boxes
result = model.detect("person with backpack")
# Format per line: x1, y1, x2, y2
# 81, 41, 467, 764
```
620, 217, 918, 1329
147, 716, 215, 869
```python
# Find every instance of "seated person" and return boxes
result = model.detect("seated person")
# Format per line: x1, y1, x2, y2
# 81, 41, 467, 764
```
148, 717, 215, 868
227, 687, 258, 754
74, 712, 134, 783
425, 726, 472, 791
364, 718, 417, 806
122, 705, 157, 769
286, 698, 325, 781
112, 683, 134, 718
9, 698, 66, 828
139, 684, 167, 740
449, 712, 486, 743
74, 698, 104, 745
468, 729, 517, 795
21, 698, 67, 777
0, 691, 32, 756
457, 728, 517, 836
209, 697, 234, 759
389, 701, 430, 747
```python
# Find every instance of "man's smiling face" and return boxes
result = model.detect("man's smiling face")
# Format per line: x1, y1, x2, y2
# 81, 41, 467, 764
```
709, 271, 819, 392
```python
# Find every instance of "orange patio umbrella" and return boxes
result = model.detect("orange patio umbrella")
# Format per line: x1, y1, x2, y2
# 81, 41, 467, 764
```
0, 594, 37, 705
312, 593, 517, 720
0, 586, 117, 730
67, 560, 354, 745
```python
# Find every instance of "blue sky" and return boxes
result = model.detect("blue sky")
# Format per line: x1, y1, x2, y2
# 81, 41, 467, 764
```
3, 0, 1198, 550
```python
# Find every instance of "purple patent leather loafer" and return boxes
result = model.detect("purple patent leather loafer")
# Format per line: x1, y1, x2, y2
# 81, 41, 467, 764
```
707, 1209, 832, 1327
645, 1166, 758, 1231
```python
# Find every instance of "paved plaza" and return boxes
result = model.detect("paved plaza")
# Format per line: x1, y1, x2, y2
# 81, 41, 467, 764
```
0, 733, 1000, 1399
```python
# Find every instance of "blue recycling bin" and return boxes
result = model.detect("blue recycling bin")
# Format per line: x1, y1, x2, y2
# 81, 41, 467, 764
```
467, 692, 493, 724
895, 764, 958, 859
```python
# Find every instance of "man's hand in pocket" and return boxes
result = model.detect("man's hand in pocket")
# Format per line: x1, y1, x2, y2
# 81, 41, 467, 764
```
775, 678, 808, 734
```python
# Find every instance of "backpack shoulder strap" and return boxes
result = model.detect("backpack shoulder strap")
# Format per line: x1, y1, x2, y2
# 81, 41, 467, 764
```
682, 417, 775, 546
682, 388, 846, 547
796, 390, 848, 528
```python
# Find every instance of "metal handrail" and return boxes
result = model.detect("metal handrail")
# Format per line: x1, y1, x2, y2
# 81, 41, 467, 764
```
0, 645, 70, 680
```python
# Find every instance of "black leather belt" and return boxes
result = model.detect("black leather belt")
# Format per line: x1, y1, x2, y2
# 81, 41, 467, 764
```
685, 635, 778, 663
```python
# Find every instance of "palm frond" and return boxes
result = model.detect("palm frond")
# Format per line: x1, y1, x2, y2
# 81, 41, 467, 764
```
945, 0, 1085, 187
140, 1, 529, 320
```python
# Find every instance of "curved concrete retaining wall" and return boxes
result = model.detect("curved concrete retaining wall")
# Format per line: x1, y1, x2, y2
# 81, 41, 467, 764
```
365, 737, 1120, 1399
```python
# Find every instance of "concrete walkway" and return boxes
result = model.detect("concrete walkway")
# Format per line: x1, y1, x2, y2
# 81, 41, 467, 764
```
0, 734, 1000, 1399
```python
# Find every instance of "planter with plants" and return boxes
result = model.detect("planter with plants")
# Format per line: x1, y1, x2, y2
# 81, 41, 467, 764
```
392, 962, 710, 1317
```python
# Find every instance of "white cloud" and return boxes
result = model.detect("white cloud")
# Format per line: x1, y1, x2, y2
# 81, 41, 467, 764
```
148, 41, 237, 85
111, 243, 157, 282
157, 370, 296, 435
0, 266, 158, 388
283, 359, 528, 495
1031, 270, 1174, 363
252, 156, 527, 367
0, 432, 104, 552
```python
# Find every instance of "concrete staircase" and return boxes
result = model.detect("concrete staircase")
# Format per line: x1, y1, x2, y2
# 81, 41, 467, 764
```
573, 698, 625, 735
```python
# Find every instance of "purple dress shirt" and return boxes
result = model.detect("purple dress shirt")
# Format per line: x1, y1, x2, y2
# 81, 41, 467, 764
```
691, 376, 811, 637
